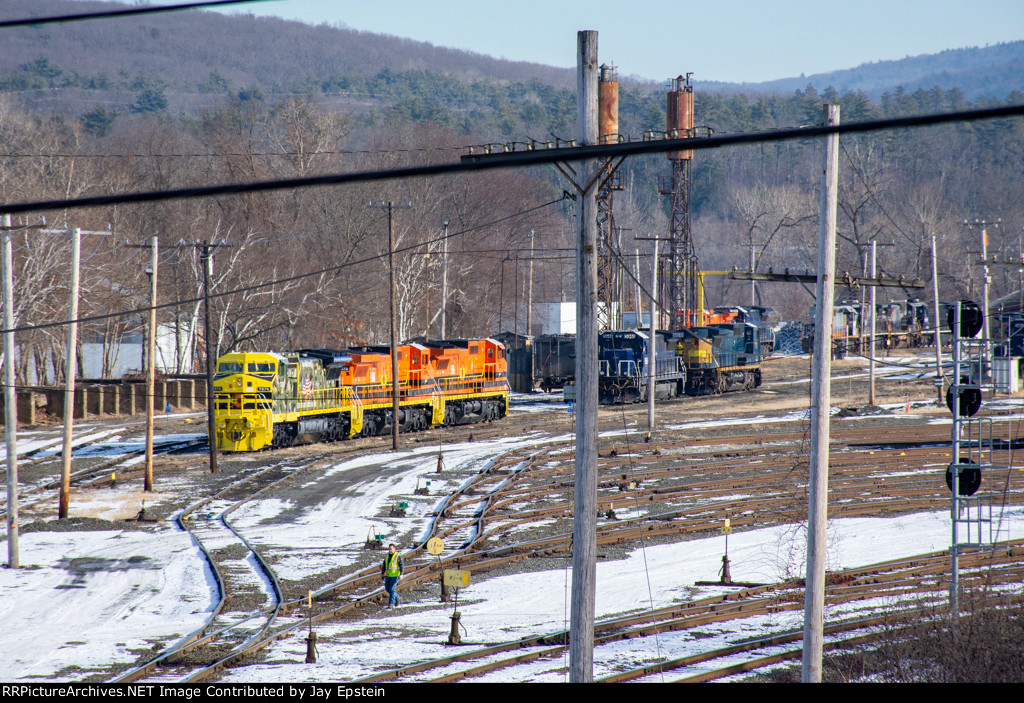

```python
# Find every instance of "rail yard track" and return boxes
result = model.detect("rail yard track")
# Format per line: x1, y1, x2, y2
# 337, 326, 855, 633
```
8, 353, 1024, 683
95, 394, 1024, 683
349, 541, 1024, 683
0, 430, 207, 520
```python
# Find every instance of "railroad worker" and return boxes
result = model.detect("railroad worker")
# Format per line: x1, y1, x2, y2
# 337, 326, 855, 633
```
381, 543, 404, 608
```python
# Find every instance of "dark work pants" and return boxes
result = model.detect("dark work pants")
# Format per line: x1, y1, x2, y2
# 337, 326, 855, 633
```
384, 576, 400, 606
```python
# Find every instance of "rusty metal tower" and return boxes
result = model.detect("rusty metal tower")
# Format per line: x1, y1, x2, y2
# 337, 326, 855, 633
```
596, 64, 624, 329
659, 74, 699, 329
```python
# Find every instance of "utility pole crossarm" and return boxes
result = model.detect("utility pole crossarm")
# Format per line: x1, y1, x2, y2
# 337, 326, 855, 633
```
728, 267, 926, 289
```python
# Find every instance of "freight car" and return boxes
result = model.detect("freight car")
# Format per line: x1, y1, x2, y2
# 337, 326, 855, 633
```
212, 338, 508, 451
597, 329, 684, 404
533, 334, 576, 392
672, 322, 762, 395
493, 332, 534, 393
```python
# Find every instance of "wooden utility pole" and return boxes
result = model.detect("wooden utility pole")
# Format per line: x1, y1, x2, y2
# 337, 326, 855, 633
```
527, 229, 535, 337
440, 220, 449, 339
59, 228, 82, 519
802, 103, 840, 684
570, 28, 599, 684
2, 213, 18, 567
864, 239, 896, 405
388, 204, 400, 451
636, 235, 670, 437
513, 255, 520, 336
634, 248, 642, 324
647, 237, 658, 436
455, 32, 611, 680
748, 239, 757, 306
201, 241, 218, 473
869, 240, 877, 405
370, 202, 409, 451
146, 239, 231, 473
932, 235, 944, 402
51, 225, 112, 515
146, 237, 158, 491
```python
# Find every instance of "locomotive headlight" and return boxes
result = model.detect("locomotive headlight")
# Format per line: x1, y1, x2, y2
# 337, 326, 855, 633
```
219, 421, 226, 428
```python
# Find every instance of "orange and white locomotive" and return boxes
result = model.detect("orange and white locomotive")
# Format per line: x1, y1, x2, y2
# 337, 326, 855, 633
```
213, 339, 509, 451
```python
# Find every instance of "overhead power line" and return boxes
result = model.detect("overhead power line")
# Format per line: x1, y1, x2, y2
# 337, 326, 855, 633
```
0, 193, 570, 336
0, 0, 273, 29
1, 104, 1022, 217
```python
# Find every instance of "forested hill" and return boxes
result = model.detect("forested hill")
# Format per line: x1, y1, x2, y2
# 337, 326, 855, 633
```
0, 0, 585, 116
2, 0, 1022, 121
1, 2, 1022, 364
0, 0, 576, 91
715, 41, 1024, 101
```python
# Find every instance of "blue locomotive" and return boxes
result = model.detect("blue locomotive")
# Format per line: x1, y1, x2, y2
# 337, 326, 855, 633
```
597, 329, 685, 404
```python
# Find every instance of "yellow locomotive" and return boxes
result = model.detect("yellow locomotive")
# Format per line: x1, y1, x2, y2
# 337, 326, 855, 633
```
213, 341, 509, 451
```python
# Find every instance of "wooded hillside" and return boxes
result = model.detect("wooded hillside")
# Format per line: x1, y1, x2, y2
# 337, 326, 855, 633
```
1, 1, 1022, 383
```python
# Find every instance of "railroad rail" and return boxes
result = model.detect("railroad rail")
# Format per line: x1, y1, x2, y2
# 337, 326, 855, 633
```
0, 434, 206, 520
88, 403, 1024, 682
348, 541, 1024, 682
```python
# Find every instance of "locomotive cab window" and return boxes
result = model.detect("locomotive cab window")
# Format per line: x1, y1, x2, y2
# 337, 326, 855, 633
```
218, 362, 243, 375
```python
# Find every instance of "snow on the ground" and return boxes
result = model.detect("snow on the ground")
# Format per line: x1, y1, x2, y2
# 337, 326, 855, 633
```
665, 406, 843, 431
510, 391, 570, 412
9, 503, 1019, 682
229, 434, 552, 583
0, 427, 127, 461
0, 526, 216, 681
2, 386, 1023, 682
217, 508, 1024, 683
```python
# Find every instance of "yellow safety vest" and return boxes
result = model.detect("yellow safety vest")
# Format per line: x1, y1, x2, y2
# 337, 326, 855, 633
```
385, 552, 401, 577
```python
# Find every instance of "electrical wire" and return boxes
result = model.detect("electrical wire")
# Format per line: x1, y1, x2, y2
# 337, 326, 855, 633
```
0, 0, 273, 29
0, 146, 471, 160
2, 104, 1023, 217
0, 193, 571, 336
615, 406, 665, 682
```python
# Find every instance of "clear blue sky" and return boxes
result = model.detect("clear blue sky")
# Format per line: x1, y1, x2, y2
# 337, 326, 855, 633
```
221, 0, 1024, 83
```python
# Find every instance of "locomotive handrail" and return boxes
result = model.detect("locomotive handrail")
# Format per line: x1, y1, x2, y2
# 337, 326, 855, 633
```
214, 340, 509, 451
617, 360, 639, 377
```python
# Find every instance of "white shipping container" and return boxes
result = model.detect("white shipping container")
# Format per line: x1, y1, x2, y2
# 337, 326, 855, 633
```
532, 302, 611, 335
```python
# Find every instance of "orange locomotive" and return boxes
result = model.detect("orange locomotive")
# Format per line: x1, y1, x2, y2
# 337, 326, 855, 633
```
213, 339, 509, 451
